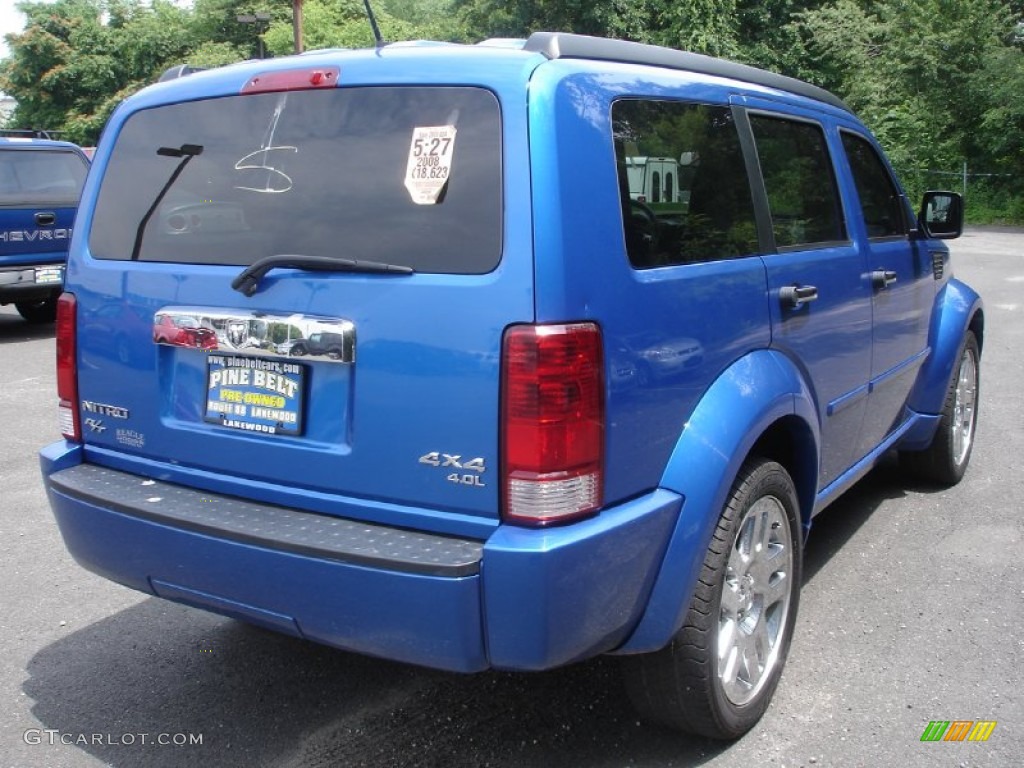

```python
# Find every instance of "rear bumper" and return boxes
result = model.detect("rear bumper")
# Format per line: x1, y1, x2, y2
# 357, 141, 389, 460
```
41, 442, 681, 672
0, 261, 64, 303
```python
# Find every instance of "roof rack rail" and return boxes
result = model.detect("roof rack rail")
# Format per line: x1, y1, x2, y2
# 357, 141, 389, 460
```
0, 128, 66, 140
523, 32, 851, 114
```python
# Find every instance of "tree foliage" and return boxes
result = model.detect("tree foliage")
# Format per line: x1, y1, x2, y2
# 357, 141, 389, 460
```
453, 0, 743, 55
262, 0, 438, 55
1, 0, 208, 142
790, 0, 1023, 213
0, 0, 1021, 219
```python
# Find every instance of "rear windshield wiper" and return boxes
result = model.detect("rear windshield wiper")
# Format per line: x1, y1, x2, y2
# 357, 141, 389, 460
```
232, 253, 414, 296
132, 143, 204, 261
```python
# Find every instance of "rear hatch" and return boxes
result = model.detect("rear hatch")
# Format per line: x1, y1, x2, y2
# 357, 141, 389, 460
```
0, 144, 88, 267
70, 58, 536, 530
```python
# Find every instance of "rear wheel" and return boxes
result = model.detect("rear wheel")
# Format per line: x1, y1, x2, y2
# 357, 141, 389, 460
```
900, 331, 979, 486
623, 458, 802, 739
16, 298, 58, 324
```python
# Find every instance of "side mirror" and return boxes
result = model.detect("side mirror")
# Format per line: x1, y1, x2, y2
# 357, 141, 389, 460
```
918, 191, 963, 239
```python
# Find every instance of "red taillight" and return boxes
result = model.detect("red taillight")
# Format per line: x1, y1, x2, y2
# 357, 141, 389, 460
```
56, 293, 80, 441
501, 323, 604, 526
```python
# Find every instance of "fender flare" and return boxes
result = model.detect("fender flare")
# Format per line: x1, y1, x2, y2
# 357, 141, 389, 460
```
615, 349, 819, 654
900, 278, 984, 449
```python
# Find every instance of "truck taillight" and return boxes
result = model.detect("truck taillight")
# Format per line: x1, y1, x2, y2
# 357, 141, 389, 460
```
501, 323, 604, 526
56, 293, 80, 441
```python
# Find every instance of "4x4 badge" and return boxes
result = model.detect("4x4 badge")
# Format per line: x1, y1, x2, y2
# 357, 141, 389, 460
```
418, 452, 486, 487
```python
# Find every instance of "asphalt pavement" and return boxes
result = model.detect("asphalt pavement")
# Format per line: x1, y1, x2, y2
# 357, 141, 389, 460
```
1, 228, 1021, 767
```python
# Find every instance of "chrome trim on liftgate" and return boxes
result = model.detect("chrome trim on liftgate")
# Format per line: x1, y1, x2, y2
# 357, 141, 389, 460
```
153, 307, 355, 363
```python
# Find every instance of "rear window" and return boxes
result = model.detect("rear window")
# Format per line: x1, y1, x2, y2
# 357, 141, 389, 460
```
0, 149, 88, 206
90, 86, 502, 274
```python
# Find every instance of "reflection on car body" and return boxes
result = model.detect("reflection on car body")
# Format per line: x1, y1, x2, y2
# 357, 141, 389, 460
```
627, 334, 705, 384
152, 312, 217, 350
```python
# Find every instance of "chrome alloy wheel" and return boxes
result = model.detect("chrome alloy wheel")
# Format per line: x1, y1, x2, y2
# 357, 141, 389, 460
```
717, 495, 794, 706
951, 345, 979, 467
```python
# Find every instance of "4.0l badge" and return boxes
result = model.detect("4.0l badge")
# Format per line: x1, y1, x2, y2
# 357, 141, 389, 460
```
418, 451, 486, 487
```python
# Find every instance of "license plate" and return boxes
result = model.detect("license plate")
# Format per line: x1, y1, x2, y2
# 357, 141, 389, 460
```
34, 266, 63, 284
204, 354, 306, 436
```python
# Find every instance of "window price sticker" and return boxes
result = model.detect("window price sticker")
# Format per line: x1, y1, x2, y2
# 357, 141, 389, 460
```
404, 125, 457, 205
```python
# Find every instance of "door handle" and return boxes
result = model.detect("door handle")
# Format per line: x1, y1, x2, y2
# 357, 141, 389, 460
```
780, 284, 819, 309
35, 211, 56, 226
871, 269, 898, 289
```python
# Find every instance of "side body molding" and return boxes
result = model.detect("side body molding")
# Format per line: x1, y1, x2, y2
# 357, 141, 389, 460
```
615, 349, 820, 654
899, 278, 984, 449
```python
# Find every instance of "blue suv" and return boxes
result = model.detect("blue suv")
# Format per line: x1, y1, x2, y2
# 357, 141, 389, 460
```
40, 33, 982, 739
0, 134, 89, 322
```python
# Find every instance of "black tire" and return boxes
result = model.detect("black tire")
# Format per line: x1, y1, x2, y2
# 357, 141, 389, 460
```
623, 458, 802, 739
900, 331, 980, 486
15, 298, 58, 324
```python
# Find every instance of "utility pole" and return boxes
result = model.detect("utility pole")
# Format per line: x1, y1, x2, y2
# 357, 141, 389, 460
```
293, 0, 304, 53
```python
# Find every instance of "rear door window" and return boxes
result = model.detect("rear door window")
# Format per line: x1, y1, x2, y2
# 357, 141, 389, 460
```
612, 100, 759, 268
0, 149, 88, 205
90, 87, 502, 274
749, 115, 846, 249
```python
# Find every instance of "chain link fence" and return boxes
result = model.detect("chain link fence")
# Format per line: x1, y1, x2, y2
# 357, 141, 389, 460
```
898, 165, 1022, 224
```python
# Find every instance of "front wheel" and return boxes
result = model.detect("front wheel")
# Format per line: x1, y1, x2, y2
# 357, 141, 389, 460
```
623, 458, 802, 739
900, 330, 980, 486
15, 298, 58, 324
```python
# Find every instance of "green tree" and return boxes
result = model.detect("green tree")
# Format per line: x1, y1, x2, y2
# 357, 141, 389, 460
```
1, 0, 1019, 220
0, 0, 293, 142
968, 40, 1024, 219
1, 0, 112, 134
453, 0, 741, 55
735, 0, 828, 70
790, 0, 1022, 218
381, 0, 458, 26
975, 44, 1024, 175
0, 0, 201, 142
189, 0, 290, 61
263, 0, 456, 54
455, 0, 611, 40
